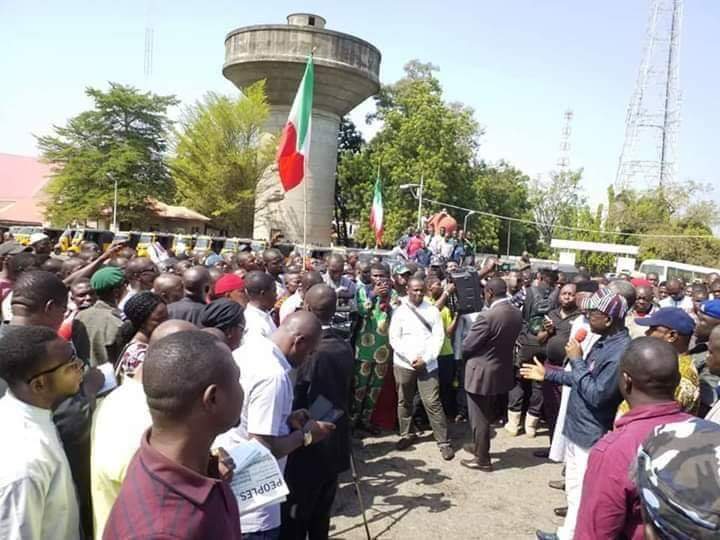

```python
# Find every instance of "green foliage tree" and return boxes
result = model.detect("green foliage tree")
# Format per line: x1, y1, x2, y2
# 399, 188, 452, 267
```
171, 82, 274, 235
37, 83, 178, 227
334, 117, 365, 246
529, 169, 584, 246
337, 60, 535, 249
607, 181, 720, 267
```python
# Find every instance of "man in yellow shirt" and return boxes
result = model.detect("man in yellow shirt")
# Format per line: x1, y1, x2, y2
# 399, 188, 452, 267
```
428, 278, 458, 419
624, 307, 700, 414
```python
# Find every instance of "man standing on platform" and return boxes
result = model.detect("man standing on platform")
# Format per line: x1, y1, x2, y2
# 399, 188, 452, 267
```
389, 276, 454, 460
461, 278, 522, 471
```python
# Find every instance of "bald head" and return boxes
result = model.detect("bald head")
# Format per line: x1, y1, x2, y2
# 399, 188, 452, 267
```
609, 279, 637, 309
153, 273, 184, 304
304, 284, 336, 324
150, 319, 196, 344
619, 337, 680, 403
272, 311, 322, 367
182, 266, 210, 299
486, 278, 508, 297
300, 271, 324, 294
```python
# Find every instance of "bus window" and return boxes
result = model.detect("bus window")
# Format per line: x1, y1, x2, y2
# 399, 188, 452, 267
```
639, 263, 666, 281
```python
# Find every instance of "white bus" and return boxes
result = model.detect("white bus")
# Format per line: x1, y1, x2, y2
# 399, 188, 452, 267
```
638, 259, 720, 283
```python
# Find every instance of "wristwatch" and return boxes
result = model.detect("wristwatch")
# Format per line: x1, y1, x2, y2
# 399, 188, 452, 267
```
303, 428, 313, 447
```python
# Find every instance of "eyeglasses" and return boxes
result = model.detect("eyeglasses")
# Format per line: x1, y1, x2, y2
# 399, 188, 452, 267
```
26, 354, 82, 383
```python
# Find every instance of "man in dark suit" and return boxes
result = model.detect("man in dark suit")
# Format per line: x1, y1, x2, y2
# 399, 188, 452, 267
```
281, 284, 354, 540
461, 278, 523, 471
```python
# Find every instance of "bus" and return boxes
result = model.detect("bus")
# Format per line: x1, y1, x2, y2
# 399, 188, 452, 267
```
638, 259, 720, 283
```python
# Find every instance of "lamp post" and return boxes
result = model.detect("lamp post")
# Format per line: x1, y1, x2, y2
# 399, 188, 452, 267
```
463, 210, 476, 232
108, 173, 118, 233
399, 174, 425, 230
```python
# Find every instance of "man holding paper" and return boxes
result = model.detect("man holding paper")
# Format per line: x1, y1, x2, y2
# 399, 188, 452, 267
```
217, 311, 335, 540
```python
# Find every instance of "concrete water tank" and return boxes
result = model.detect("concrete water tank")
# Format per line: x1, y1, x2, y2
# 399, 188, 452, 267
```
223, 13, 381, 244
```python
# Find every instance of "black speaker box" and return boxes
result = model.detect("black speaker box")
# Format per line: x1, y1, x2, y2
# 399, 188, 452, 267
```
450, 269, 485, 314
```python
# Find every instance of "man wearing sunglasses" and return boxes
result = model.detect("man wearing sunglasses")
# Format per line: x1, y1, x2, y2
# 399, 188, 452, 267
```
0, 325, 84, 539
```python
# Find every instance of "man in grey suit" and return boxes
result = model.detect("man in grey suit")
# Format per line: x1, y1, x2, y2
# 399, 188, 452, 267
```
461, 278, 523, 471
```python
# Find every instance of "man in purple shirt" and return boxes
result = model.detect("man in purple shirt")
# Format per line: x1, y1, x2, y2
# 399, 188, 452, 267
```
574, 337, 692, 540
103, 330, 244, 539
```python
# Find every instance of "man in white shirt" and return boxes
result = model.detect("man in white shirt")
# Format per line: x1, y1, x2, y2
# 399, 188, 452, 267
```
216, 312, 335, 539
389, 276, 454, 460
323, 254, 357, 311
659, 278, 694, 313
279, 271, 324, 324
244, 271, 278, 337
0, 325, 84, 540
90, 371, 151, 539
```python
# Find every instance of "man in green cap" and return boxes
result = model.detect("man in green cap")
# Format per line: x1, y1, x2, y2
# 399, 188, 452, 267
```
76, 266, 125, 366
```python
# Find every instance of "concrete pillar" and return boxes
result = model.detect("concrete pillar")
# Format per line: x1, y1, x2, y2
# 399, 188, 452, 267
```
223, 14, 381, 245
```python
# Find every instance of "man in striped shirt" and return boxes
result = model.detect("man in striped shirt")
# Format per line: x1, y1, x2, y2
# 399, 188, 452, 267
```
102, 331, 244, 539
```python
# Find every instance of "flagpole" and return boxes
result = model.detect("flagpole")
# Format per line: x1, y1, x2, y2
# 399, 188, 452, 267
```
374, 163, 380, 249
302, 48, 316, 266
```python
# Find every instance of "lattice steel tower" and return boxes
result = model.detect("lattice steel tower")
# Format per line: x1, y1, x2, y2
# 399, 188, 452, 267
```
615, 0, 683, 192
557, 109, 574, 171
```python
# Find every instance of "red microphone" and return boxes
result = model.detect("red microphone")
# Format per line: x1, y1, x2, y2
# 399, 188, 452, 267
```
574, 328, 588, 343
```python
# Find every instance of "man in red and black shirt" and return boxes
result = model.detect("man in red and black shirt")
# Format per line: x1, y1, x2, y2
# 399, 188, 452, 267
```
103, 330, 244, 540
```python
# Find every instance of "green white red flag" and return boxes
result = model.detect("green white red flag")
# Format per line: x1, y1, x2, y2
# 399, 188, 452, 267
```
277, 56, 314, 192
369, 172, 384, 245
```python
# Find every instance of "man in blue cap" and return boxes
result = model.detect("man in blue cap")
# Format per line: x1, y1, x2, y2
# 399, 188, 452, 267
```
629, 307, 700, 414
690, 299, 720, 416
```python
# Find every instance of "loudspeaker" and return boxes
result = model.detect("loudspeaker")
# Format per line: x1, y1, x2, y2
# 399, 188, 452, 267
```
450, 269, 485, 315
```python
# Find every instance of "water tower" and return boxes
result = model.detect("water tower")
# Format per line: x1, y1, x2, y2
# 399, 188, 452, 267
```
223, 13, 381, 244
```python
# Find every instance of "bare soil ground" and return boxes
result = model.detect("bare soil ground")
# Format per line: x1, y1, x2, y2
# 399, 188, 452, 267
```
329, 422, 566, 540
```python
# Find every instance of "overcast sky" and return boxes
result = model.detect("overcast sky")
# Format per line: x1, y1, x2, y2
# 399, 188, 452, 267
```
1, 0, 718, 211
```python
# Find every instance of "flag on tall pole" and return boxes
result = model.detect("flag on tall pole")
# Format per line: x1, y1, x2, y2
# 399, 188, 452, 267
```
369, 168, 384, 246
277, 55, 314, 192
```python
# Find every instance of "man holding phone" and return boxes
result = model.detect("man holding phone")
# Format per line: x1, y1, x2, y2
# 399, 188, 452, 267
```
281, 284, 354, 539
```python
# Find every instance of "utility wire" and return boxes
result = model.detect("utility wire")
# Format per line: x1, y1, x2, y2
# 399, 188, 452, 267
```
415, 195, 716, 240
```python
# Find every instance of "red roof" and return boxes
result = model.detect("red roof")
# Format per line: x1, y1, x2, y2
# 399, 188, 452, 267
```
0, 153, 52, 225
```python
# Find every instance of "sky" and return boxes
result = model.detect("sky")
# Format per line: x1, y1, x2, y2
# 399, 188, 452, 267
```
1, 0, 718, 212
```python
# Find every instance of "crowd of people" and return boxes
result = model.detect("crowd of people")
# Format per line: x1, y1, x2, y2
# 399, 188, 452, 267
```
0, 227, 719, 540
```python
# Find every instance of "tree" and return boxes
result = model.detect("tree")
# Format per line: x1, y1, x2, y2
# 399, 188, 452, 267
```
337, 60, 482, 246
37, 83, 178, 227
530, 169, 584, 246
171, 82, 274, 235
334, 117, 365, 246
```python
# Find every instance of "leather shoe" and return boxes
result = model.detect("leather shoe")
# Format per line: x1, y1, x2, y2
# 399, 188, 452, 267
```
548, 479, 565, 491
460, 458, 492, 471
440, 445, 455, 461
395, 435, 417, 451
553, 507, 567, 518
533, 449, 550, 458
535, 531, 559, 540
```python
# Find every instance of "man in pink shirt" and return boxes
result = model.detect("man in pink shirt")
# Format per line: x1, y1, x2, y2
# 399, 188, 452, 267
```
574, 337, 692, 540
406, 231, 424, 259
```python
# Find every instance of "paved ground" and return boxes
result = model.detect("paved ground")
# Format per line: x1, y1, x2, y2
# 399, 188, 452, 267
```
329, 422, 566, 540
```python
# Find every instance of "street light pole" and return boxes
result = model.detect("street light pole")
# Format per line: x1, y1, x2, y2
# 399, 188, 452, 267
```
506, 220, 512, 256
108, 173, 118, 233
417, 174, 424, 231
463, 210, 476, 232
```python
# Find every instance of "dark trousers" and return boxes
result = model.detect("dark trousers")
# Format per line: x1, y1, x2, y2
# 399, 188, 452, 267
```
280, 476, 338, 540
394, 365, 449, 445
456, 359, 468, 418
508, 342, 545, 416
438, 355, 457, 419
466, 392, 498, 464
245, 528, 281, 540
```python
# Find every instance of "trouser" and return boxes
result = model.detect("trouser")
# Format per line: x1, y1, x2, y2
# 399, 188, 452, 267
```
542, 363, 564, 439
508, 341, 545, 416
280, 476, 338, 540
244, 528, 281, 540
466, 392, 498, 464
455, 358, 468, 418
557, 441, 590, 540
351, 355, 390, 426
394, 365, 449, 445
437, 355, 457, 419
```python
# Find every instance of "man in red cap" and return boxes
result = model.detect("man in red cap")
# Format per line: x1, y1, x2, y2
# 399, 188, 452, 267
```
213, 274, 246, 306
